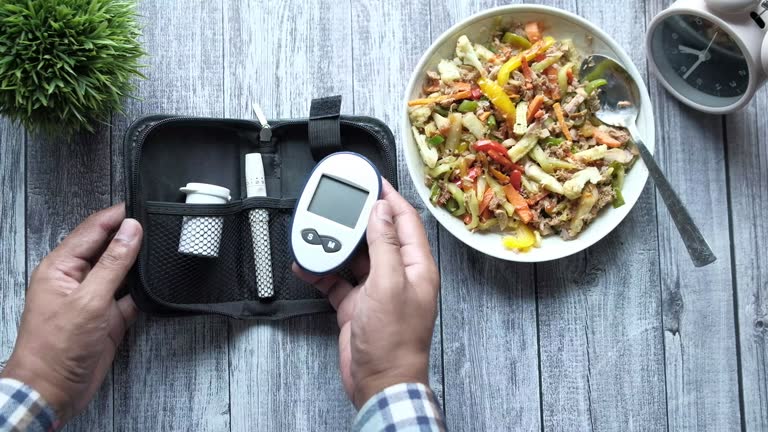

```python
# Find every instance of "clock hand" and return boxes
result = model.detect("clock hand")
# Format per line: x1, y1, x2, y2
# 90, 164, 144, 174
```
683, 57, 704, 80
682, 32, 719, 80
678, 45, 702, 56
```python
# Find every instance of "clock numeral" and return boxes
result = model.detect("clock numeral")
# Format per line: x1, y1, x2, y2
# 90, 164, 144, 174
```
680, 66, 688, 74
671, 32, 679, 40
694, 17, 703, 25
738, 70, 747, 77
715, 83, 722, 90
730, 81, 737, 88
695, 78, 703, 86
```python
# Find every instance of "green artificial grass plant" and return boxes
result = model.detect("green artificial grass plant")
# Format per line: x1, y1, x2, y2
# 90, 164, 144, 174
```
0, 0, 146, 134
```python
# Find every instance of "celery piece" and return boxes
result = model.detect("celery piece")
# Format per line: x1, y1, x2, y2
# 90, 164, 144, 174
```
532, 53, 563, 73
458, 100, 479, 113
502, 32, 532, 49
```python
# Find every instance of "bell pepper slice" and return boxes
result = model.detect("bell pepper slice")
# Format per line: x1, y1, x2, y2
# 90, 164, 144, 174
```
503, 184, 533, 224
477, 77, 516, 118
473, 139, 508, 155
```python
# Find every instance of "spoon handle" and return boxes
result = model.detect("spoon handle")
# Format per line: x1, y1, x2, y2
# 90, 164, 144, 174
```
628, 125, 716, 267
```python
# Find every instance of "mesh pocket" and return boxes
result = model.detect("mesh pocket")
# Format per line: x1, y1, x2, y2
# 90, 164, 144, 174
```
141, 200, 324, 307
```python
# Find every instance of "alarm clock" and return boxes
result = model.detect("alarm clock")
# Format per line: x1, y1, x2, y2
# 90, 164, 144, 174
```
291, 152, 382, 276
646, 0, 768, 113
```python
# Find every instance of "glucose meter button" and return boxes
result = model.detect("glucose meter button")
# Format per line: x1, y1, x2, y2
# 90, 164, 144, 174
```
320, 236, 342, 253
301, 229, 322, 245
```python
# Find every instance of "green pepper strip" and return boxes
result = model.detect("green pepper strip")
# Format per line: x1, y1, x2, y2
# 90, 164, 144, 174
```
585, 79, 608, 96
542, 136, 565, 147
558, 62, 573, 95
487, 114, 497, 130
447, 183, 466, 216
428, 135, 445, 146
429, 183, 441, 204
610, 161, 626, 208
531, 53, 563, 73
434, 106, 449, 116
458, 100, 479, 113
501, 32, 531, 49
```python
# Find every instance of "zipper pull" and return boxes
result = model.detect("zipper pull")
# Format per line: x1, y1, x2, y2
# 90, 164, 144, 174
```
251, 101, 272, 143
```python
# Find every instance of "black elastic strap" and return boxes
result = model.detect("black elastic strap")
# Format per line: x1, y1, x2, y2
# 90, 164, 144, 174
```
309, 95, 342, 161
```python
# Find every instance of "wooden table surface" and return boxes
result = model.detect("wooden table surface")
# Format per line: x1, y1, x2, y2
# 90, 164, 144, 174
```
1, 0, 766, 430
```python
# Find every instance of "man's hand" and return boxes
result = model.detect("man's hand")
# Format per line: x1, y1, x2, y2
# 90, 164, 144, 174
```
293, 180, 439, 408
1, 204, 142, 423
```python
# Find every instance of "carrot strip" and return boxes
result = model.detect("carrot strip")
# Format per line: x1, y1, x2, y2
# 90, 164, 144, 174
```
544, 66, 561, 101
406, 90, 473, 107
479, 187, 495, 215
525, 22, 542, 43
503, 184, 533, 224
527, 95, 544, 123
521, 57, 533, 80
553, 102, 573, 141
526, 191, 549, 206
594, 129, 623, 148
453, 82, 472, 92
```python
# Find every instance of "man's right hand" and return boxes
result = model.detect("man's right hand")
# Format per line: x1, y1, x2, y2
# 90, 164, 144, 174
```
293, 180, 439, 408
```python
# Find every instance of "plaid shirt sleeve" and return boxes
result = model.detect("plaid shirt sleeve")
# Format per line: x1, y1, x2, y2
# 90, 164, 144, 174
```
0, 379, 57, 432
352, 383, 446, 432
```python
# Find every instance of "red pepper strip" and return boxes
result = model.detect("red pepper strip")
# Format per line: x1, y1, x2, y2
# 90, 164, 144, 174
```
473, 140, 508, 155
487, 150, 516, 172
479, 187, 495, 215
470, 86, 482, 100
481, 209, 492, 221
566, 68, 574, 83
466, 166, 482, 182
510, 170, 522, 191
503, 184, 534, 224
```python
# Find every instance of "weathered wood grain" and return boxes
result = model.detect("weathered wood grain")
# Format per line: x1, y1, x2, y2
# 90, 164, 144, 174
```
350, 0, 445, 408
26, 126, 113, 432
223, 1, 357, 430
537, 1, 667, 430
0, 120, 24, 369
647, 2, 741, 431
110, 2, 230, 431
725, 85, 768, 431
430, 1, 544, 430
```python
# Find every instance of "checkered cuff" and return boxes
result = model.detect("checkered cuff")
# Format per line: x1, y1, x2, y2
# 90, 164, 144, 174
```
0, 378, 57, 432
353, 383, 445, 432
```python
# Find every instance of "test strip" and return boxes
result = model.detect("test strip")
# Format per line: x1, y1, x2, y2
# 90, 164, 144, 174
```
245, 153, 274, 298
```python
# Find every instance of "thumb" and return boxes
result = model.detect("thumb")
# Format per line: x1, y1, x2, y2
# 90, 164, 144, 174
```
80, 219, 143, 301
365, 200, 404, 291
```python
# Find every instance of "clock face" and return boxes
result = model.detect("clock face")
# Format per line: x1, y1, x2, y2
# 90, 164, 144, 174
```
651, 14, 750, 107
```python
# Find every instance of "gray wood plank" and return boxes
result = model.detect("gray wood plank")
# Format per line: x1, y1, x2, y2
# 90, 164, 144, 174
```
0, 120, 25, 369
349, 0, 445, 407
429, 1, 545, 430
110, 1, 230, 431
26, 126, 114, 432
647, 1, 741, 430
725, 85, 768, 431
537, 1, 667, 430
223, 1, 357, 430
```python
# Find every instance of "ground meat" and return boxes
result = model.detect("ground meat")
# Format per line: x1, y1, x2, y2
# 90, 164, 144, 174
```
604, 126, 631, 144
435, 181, 451, 206
564, 88, 587, 114
554, 169, 574, 182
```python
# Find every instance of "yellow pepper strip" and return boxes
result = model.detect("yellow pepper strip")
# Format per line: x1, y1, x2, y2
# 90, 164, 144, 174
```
477, 77, 516, 119
502, 223, 536, 250
553, 102, 573, 141
497, 36, 556, 86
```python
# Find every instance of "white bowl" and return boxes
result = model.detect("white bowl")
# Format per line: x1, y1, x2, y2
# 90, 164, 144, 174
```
402, 4, 654, 263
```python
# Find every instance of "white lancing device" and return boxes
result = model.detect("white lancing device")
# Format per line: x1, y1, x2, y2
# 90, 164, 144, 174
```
245, 153, 274, 298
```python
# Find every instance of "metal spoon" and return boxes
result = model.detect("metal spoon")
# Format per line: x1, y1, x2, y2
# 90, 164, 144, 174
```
580, 54, 716, 267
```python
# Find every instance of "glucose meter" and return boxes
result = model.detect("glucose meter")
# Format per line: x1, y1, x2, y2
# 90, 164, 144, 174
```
291, 152, 382, 275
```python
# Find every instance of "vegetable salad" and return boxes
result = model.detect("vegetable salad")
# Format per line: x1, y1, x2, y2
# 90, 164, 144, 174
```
408, 22, 636, 251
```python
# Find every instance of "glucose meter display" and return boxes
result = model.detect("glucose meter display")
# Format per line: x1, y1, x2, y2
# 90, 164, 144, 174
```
307, 176, 369, 228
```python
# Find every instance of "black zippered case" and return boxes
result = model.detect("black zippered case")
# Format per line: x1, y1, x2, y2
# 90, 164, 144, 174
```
123, 96, 398, 319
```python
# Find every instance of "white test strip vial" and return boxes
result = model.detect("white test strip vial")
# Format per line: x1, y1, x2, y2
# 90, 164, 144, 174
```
178, 183, 231, 258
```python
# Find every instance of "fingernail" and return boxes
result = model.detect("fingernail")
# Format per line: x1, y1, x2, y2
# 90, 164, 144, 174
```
375, 201, 393, 224
114, 219, 140, 243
